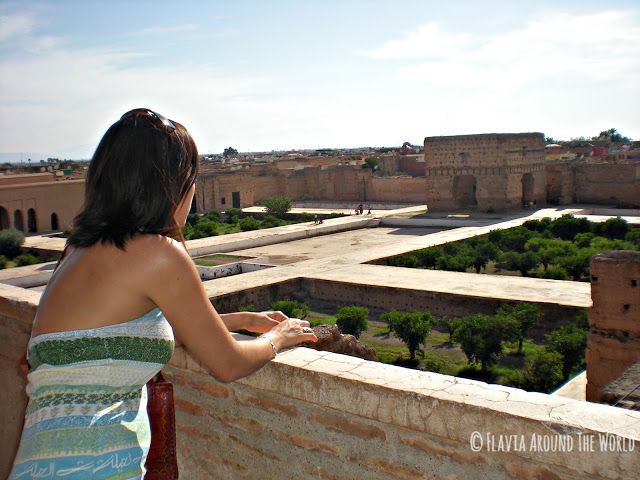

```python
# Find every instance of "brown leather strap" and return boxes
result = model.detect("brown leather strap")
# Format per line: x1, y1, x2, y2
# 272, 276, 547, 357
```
145, 371, 179, 479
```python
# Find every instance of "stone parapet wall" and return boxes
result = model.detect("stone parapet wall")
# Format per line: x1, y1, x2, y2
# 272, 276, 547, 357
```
1, 283, 638, 479
166, 343, 638, 479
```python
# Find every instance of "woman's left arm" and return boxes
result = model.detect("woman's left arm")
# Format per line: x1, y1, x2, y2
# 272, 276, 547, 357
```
219, 310, 288, 333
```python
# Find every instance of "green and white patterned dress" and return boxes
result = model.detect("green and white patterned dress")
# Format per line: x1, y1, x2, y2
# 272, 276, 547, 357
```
9, 307, 175, 480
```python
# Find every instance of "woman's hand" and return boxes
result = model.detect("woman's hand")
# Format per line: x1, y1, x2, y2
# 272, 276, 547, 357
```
264, 317, 317, 351
242, 310, 288, 334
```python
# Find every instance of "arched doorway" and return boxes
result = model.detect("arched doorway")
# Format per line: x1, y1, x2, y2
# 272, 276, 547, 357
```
14, 210, 24, 231
521, 173, 534, 207
51, 212, 59, 230
28, 208, 38, 232
0, 207, 9, 229
453, 175, 477, 208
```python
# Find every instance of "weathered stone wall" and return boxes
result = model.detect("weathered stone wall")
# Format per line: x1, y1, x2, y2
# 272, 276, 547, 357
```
545, 161, 640, 207
0, 180, 84, 232
298, 278, 583, 339
197, 167, 429, 211
587, 251, 640, 402
424, 133, 546, 211
1, 283, 639, 480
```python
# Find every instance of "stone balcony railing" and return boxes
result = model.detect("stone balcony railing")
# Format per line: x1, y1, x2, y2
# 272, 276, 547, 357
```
1, 283, 638, 480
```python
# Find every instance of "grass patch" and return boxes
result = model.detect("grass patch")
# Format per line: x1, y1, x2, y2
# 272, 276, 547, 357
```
193, 254, 251, 266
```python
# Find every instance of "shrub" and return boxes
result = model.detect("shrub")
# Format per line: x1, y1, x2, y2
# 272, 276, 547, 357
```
522, 350, 564, 392
546, 323, 587, 377
383, 310, 434, 360
298, 213, 315, 222
574, 232, 594, 248
238, 305, 255, 312
239, 216, 261, 231
0, 255, 7, 269
186, 213, 200, 227
594, 216, 629, 239
0, 228, 25, 258
497, 251, 540, 276
436, 316, 461, 343
550, 215, 590, 240
270, 299, 309, 319
262, 196, 293, 218
15, 253, 41, 266
192, 220, 218, 238
624, 228, 640, 246
204, 209, 223, 222
453, 314, 519, 372
335, 306, 369, 338
537, 266, 569, 280
496, 302, 542, 354
261, 215, 282, 228
226, 208, 242, 224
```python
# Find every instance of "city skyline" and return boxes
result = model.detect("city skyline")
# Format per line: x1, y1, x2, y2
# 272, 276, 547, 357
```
1, 0, 639, 159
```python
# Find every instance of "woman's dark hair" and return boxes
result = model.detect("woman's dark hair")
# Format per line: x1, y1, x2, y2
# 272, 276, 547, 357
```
67, 109, 199, 250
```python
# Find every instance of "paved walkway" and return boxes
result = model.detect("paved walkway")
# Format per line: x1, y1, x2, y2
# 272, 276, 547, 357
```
16, 205, 619, 309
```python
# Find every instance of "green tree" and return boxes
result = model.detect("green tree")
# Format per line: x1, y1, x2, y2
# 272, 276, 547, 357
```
525, 238, 576, 270
591, 128, 630, 144
594, 217, 629, 239
573, 232, 594, 248
498, 251, 540, 276
192, 220, 218, 238
537, 266, 569, 280
556, 248, 595, 281
522, 350, 564, 392
362, 157, 381, 172
546, 323, 588, 377
452, 314, 519, 372
415, 247, 443, 269
262, 196, 293, 218
335, 306, 369, 338
270, 299, 309, 320
239, 216, 261, 231
490, 226, 538, 253
550, 215, 591, 241
223, 146, 238, 158
382, 310, 434, 360
436, 316, 461, 343
468, 237, 501, 273
0, 228, 25, 258
496, 303, 542, 354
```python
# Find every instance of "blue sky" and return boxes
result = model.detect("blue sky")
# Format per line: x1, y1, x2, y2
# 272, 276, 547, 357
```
0, 0, 639, 159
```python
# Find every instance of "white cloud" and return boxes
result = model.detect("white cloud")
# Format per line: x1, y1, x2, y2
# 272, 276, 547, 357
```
0, 13, 34, 41
130, 24, 199, 36
362, 22, 471, 59
368, 10, 640, 89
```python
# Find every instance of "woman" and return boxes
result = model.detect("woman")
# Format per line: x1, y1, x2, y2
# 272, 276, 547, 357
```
9, 108, 317, 479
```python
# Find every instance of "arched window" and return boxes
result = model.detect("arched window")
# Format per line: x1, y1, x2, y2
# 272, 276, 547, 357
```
0, 207, 9, 230
51, 212, 59, 230
27, 208, 38, 232
14, 210, 24, 232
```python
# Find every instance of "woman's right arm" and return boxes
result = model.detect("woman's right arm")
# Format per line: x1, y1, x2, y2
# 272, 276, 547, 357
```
144, 237, 317, 383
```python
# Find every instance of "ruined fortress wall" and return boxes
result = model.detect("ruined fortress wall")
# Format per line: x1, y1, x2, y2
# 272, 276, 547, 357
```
199, 167, 394, 211
2, 286, 636, 480
545, 161, 640, 207
367, 177, 427, 203
0, 180, 84, 232
574, 162, 640, 206
424, 133, 546, 211
587, 251, 640, 402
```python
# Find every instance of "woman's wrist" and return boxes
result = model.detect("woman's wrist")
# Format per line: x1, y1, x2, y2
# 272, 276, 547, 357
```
260, 334, 278, 359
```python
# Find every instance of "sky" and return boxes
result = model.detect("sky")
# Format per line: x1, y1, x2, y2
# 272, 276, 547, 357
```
0, 0, 639, 159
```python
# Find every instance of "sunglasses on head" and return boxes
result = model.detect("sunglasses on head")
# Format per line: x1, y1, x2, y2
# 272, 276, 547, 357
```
120, 108, 175, 133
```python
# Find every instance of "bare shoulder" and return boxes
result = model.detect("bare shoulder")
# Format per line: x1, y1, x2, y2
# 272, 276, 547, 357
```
124, 234, 191, 268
